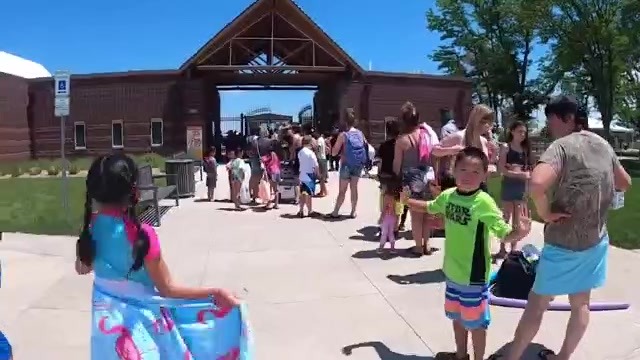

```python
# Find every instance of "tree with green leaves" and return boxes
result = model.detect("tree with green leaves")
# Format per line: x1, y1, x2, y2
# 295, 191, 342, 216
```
539, 0, 639, 138
615, 0, 640, 129
426, 0, 549, 123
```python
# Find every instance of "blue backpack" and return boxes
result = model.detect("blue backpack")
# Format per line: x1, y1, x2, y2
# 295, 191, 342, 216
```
343, 130, 367, 167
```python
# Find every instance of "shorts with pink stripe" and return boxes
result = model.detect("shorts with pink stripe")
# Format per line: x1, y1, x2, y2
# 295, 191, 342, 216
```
444, 279, 490, 330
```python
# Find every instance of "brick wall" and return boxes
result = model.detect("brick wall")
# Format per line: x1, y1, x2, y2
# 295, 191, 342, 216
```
29, 73, 182, 158
0, 72, 30, 160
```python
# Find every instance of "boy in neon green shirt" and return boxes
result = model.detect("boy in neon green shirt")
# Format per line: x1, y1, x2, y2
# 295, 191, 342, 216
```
404, 147, 531, 360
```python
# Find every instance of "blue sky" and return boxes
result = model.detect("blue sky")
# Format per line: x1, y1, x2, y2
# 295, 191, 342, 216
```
1, 0, 548, 120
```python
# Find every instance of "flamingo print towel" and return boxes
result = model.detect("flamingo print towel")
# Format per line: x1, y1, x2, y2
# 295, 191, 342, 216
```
91, 279, 253, 359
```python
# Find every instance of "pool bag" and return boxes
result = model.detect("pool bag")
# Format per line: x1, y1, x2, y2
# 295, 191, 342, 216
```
491, 250, 536, 300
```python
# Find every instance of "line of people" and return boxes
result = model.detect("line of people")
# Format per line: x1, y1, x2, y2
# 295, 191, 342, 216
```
203, 115, 378, 219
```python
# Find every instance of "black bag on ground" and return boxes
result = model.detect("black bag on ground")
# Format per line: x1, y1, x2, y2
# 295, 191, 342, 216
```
492, 251, 536, 300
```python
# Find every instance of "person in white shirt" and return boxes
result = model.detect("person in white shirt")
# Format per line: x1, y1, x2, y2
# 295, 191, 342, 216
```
315, 132, 329, 197
297, 135, 319, 218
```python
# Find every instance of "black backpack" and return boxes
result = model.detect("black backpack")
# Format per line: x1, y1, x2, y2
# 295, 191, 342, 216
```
492, 251, 536, 300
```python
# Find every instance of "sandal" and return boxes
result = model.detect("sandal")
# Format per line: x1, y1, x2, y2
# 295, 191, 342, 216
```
349, 213, 357, 219
325, 213, 340, 219
296, 211, 305, 218
538, 349, 556, 359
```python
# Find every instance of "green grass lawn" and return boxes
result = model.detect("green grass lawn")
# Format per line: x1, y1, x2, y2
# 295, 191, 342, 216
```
0, 175, 167, 236
487, 164, 640, 249
0, 177, 87, 235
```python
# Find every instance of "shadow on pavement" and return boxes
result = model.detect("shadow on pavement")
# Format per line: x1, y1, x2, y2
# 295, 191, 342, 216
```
387, 269, 446, 285
349, 225, 381, 242
280, 213, 303, 219
352, 248, 420, 260
318, 214, 351, 222
218, 207, 247, 212
342, 341, 434, 359
489, 342, 549, 359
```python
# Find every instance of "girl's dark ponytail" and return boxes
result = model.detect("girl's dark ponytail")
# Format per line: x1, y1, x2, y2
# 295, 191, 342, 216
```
77, 188, 95, 267
127, 189, 150, 273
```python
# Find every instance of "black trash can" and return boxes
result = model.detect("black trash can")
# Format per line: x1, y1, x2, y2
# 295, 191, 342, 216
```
165, 159, 196, 197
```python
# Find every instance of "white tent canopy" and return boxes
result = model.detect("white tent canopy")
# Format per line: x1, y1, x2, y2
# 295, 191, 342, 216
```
0, 51, 51, 79
588, 118, 634, 133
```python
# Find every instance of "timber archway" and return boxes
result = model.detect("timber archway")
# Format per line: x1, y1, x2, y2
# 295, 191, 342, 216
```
180, 0, 363, 151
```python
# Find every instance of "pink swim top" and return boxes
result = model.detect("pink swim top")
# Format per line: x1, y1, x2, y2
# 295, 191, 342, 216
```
262, 153, 281, 174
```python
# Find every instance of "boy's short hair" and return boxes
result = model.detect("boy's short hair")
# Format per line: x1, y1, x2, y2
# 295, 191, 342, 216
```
301, 135, 313, 146
454, 146, 489, 172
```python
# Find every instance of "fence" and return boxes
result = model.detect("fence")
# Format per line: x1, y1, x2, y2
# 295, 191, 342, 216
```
220, 116, 243, 135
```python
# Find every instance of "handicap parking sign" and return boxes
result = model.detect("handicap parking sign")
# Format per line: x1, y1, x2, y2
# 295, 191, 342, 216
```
54, 70, 71, 97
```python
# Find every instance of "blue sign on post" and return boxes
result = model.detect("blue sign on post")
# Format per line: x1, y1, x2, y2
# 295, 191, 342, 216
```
54, 70, 71, 97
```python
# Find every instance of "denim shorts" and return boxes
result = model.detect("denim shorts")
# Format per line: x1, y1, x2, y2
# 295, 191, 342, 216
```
339, 164, 362, 180
402, 167, 434, 200
501, 178, 526, 201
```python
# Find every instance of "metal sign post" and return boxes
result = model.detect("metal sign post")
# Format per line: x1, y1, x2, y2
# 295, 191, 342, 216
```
54, 71, 71, 222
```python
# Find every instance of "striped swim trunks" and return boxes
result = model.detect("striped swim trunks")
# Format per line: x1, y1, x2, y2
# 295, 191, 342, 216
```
444, 279, 490, 330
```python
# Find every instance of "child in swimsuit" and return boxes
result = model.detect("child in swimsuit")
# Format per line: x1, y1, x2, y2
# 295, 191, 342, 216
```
378, 180, 403, 255
74, 154, 240, 358
404, 147, 531, 360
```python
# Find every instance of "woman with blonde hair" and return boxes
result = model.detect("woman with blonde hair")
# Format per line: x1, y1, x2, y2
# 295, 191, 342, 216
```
393, 102, 448, 256
434, 104, 495, 191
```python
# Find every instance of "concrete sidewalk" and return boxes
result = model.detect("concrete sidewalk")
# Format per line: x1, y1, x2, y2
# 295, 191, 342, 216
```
1, 169, 639, 359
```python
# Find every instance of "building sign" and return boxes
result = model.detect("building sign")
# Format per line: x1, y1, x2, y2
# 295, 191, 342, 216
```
54, 70, 71, 117
54, 70, 71, 97
186, 126, 203, 159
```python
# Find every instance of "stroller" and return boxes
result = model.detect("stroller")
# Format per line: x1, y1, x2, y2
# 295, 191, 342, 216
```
278, 160, 298, 204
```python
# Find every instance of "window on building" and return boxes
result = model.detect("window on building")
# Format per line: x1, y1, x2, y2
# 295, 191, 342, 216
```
150, 118, 163, 147
111, 120, 124, 148
74, 122, 86, 150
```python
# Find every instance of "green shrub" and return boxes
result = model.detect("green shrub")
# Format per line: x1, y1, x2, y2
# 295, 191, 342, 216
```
68, 163, 79, 175
47, 165, 61, 176
9, 165, 23, 177
28, 166, 42, 176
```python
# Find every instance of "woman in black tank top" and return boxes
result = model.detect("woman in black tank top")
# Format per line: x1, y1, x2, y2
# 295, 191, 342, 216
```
496, 121, 531, 258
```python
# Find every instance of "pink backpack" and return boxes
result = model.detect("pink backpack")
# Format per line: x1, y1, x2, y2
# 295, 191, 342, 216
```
417, 125, 432, 162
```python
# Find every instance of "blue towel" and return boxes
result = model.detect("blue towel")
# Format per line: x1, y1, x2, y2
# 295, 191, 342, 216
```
532, 232, 609, 296
91, 279, 253, 359
0, 331, 11, 360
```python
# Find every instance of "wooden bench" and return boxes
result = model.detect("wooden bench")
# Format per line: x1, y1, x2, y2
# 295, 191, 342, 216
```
137, 164, 179, 226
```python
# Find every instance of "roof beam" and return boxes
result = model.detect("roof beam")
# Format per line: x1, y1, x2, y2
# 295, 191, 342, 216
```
197, 65, 345, 72
273, 12, 345, 67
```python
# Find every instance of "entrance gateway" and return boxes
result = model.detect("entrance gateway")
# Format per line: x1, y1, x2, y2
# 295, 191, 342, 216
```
6, 0, 472, 160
